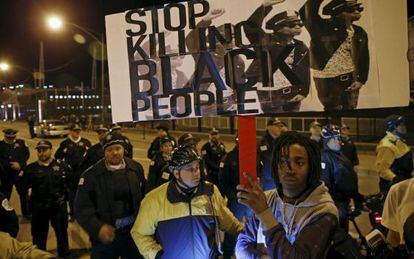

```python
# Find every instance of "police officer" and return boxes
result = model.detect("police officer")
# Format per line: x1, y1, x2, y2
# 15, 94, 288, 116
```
110, 123, 134, 159
146, 136, 173, 193
131, 145, 243, 259
219, 136, 251, 259
321, 126, 363, 231
23, 140, 71, 258
340, 123, 359, 166
79, 125, 108, 173
376, 115, 413, 194
0, 190, 19, 238
147, 122, 177, 160
257, 118, 288, 191
75, 131, 146, 258
0, 128, 30, 218
177, 133, 201, 150
309, 121, 323, 150
201, 128, 226, 186
55, 124, 91, 219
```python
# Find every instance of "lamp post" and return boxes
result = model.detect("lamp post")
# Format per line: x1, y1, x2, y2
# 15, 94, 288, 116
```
47, 16, 107, 123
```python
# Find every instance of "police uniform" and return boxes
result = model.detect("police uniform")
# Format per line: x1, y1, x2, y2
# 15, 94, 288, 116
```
79, 142, 104, 174
257, 125, 280, 191
341, 136, 359, 166
245, 7, 310, 113
0, 129, 30, 217
376, 132, 413, 193
201, 137, 226, 187
131, 146, 243, 259
23, 141, 71, 257
321, 127, 361, 231
148, 122, 177, 160
146, 137, 173, 193
75, 132, 146, 259
55, 126, 91, 216
218, 144, 252, 259
0, 192, 19, 238
80, 126, 108, 173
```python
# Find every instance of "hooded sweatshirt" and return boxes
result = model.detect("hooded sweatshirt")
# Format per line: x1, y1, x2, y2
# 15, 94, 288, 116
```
236, 182, 338, 259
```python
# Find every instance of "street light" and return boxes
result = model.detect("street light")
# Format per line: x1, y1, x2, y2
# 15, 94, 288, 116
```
0, 62, 9, 71
46, 15, 107, 123
47, 16, 63, 30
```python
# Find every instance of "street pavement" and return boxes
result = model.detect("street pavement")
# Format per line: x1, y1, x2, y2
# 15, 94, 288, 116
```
0, 121, 381, 258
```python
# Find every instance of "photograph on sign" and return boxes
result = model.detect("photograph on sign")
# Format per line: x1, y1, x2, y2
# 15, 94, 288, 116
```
105, 0, 409, 122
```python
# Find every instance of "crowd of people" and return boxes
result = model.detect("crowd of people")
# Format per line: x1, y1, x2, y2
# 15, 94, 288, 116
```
0, 114, 413, 259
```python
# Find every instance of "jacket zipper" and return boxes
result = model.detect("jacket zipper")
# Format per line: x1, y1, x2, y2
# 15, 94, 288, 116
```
188, 200, 195, 259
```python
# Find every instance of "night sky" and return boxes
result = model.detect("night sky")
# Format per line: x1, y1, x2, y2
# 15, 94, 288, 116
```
0, 0, 412, 88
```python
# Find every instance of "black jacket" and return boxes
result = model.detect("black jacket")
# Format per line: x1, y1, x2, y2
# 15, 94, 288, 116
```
79, 142, 104, 174
0, 192, 19, 238
74, 157, 146, 241
146, 153, 171, 193
0, 139, 30, 182
299, 0, 369, 83
341, 137, 359, 166
201, 141, 226, 173
55, 137, 91, 171
122, 135, 134, 159
55, 137, 91, 187
257, 131, 275, 179
245, 5, 310, 97
219, 145, 239, 201
23, 159, 70, 207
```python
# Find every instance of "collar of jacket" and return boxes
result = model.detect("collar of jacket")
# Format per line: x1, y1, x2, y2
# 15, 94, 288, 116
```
93, 157, 137, 175
167, 180, 214, 204
386, 131, 402, 143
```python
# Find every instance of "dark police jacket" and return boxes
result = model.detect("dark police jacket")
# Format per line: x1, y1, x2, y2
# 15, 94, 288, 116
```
147, 135, 176, 160
321, 149, 359, 202
79, 142, 104, 174
257, 131, 276, 180
74, 157, 146, 241
300, 0, 369, 84
201, 141, 226, 174
0, 192, 19, 238
55, 137, 91, 171
341, 137, 359, 166
122, 135, 134, 159
245, 5, 310, 97
23, 159, 70, 208
55, 137, 91, 187
219, 145, 239, 203
0, 139, 29, 182
146, 153, 171, 193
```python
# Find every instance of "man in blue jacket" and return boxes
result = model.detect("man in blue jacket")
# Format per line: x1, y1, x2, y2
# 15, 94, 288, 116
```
131, 145, 243, 259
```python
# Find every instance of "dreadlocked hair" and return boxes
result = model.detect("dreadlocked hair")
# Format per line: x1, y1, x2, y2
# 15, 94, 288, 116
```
271, 131, 322, 193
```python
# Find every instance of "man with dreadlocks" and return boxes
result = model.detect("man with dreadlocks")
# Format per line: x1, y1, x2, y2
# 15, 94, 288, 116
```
131, 145, 244, 259
235, 131, 338, 258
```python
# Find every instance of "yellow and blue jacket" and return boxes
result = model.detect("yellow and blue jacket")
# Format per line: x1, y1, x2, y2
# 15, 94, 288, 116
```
131, 181, 244, 259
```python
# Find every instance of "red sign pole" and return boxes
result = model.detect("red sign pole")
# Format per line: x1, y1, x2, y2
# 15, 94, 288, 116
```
238, 115, 257, 186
